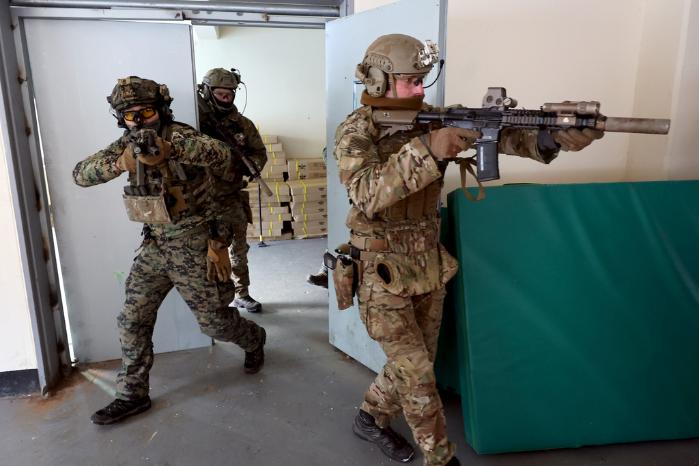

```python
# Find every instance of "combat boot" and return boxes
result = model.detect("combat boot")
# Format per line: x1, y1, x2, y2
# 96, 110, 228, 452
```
352, 409, 415, 463
244, 327, 266, 374
233, 295, 262, 313
306, 269, 328, 288
90, 396, 151, 425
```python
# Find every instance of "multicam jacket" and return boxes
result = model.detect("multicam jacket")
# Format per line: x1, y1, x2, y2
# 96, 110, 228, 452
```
73, 122, 234, 238
334, 103, 558, 296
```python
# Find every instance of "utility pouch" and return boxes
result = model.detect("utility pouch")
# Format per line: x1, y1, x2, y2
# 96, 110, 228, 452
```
122, 194, 172, 224
326, 245, 358, 311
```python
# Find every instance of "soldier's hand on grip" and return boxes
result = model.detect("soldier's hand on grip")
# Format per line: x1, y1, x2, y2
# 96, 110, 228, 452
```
425, 127, 480, 160
116, 145, 137, 173
553, 128, 604, 152
206, 238, 232, 283
137, 137, 171, 166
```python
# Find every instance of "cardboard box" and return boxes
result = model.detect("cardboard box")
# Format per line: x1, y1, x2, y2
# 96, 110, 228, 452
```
265, 157, 288, 166
290, 200, 327, 216
261, 164, 287, 178
260, 134, 278, 144
287, 159, 326, 171
287, 170, 327, 181
252, 212, 292, 222
246, 182, 290, 197
264, 142, 284, 153
291, 211, 327, 222
292, 220, 327, 231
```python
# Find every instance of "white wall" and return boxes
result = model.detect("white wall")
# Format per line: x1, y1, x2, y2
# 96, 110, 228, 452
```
0, 114, 36, 372
193, 26, 326, 159
665, 0, 699, 179
354, 0, 696, 199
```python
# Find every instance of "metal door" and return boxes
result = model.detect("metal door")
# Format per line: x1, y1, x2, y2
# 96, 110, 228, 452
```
325, 0, 447, 372
22, 18, 210, 363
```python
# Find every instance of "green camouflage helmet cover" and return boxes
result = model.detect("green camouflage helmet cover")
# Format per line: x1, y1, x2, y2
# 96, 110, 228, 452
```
202, 68, 240, 90
355, 34, 440, 97
108, 76, 172, 111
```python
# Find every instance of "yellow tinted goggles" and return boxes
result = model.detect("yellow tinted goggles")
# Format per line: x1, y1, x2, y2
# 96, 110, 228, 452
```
122, 107, 157, 122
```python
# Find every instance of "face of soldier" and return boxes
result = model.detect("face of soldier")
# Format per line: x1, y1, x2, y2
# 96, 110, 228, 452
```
386, 75, 426, 99
212, 88, 235, 107
123, 104, 160, 130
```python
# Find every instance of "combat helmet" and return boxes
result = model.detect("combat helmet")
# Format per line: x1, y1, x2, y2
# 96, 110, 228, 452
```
107, 76, 173, 127
199, 68, 241, 112
355, 34, 440, 97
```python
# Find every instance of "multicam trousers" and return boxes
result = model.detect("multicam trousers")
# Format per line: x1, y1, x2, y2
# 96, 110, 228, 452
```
116, 228, 264, 400
357, 260, 455, 466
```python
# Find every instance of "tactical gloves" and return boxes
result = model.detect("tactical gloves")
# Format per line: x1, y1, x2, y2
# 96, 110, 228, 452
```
116, 145, 137, 173
206, 238, 232, 282
553, 128, 604, 152
422, 127, 480, 160
116, 137, 172, 173
136, 138, 171, 166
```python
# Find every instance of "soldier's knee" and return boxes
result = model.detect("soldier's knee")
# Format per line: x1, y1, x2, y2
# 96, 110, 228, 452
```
198, 306, 240, 339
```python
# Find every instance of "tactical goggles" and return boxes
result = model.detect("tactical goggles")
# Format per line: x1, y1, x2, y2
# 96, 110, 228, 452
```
122, 107, 157, 122
212, 88, 235, 100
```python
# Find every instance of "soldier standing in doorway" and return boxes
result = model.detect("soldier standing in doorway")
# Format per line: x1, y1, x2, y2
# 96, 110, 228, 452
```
197, 68, 267, 313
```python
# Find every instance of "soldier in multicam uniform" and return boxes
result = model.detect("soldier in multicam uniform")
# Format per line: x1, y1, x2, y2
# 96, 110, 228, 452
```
335, 35, 603, 466
73, 76, 267, 425
197, 68, 267, 313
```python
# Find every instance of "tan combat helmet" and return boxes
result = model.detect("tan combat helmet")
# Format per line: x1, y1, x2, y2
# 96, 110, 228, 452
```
107, 76, 173, 127
355, 34, 440, 97
200, 68, 241, 112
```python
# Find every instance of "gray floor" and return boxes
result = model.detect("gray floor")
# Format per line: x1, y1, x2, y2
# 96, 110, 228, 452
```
2, 237, 698, 466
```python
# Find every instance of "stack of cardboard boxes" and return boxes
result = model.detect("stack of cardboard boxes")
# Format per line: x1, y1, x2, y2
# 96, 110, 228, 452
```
245, 181, 292, 240
288, 174, 328, 238
245, 134, 292, 240
245, 135, 328, 241
260, 135, 287, 181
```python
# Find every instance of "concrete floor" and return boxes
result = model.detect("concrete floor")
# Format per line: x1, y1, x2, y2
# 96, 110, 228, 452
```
2, 237, 698, 466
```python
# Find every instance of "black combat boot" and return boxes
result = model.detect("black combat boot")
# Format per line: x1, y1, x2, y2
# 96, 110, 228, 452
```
444, 457, 461, 466
244, 327, 266, 374
352, 409, 415, 463
90, 396, 151, 425
306, 265, 328, 289
233, 295, 262, 313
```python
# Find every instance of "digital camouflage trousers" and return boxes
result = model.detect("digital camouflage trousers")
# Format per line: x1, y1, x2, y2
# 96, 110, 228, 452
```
116, 229, 264, 400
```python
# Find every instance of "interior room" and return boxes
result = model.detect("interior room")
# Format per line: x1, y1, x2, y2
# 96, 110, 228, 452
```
1, 0, 697, 465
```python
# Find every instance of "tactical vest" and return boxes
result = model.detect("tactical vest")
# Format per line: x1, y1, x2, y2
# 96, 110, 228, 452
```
374, 124, 444, 222
122, 123, 219, 224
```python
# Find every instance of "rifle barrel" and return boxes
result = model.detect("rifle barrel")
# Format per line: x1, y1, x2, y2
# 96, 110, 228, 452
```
597, 117, 670, 134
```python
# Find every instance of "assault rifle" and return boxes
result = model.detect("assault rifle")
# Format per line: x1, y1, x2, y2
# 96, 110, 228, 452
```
124, 128, 160, 196
196, 96, 273, 197
373, 87, 671, 182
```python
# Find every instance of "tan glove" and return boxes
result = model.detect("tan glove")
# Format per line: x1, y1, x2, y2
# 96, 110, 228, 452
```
137, 137, 171, 166
424, 127, 481, 160
553, 128, 604, 152
206, 238, 232, 283
116, 144, 137, 173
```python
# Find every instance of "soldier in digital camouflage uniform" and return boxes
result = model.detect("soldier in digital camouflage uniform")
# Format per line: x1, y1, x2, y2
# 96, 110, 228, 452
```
197, 68, 267, 313
335, 35, 603, 466
73, 76, 267, 426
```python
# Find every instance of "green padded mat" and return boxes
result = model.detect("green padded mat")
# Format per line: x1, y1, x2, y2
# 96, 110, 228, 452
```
436, 180, 699, 454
